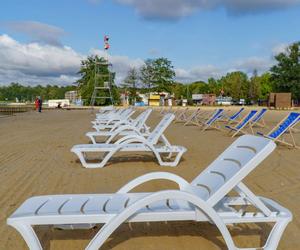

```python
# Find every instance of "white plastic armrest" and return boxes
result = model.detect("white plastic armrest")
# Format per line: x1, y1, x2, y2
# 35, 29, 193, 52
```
115, 134, 147, 145
117, 172, 190, 193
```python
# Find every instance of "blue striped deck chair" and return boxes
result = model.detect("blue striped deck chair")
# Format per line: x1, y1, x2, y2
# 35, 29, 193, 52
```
257, 112, 300, 148
174, 108, 189, 123
183, 108, 205, 126
201, 108, 224, 131
223, 107, 245, 124
225, 110, 258, 137
251, 108, 268, 128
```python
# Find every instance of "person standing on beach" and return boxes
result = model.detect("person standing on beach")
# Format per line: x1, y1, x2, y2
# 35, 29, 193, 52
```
35, 97, 39, 111
38, 97, 42, 113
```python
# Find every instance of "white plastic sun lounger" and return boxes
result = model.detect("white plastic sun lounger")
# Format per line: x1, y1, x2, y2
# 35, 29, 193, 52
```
7, 135, 292, 250
97, 106, 115, 114
86, 109, 152, 144
92, 109, 136, 131
93, 108, 135, 126
72, 113, 187, 168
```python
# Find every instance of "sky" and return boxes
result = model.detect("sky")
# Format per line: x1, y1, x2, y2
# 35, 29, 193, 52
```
0, 0, 300, 86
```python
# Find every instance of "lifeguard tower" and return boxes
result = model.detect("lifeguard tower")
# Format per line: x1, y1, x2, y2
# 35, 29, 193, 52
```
90, 35, 114, 111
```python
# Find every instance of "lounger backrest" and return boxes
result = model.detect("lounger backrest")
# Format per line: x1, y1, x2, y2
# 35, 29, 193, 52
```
189, 135, 276, 206
133, 109, 152, 129
252, 108, 267, 123
230, 108, 244, 120
206, 109, 224, 125
235, 110, 257, 130
148, 113, 175, 144
268, 112, 300, 139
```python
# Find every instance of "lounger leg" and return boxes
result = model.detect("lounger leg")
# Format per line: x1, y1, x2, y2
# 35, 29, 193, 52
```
155, 150, 184, 167
10, 223, 42, 250
73, 149, 114, 168
262, 218, 290, 250
87, 135, 97, 144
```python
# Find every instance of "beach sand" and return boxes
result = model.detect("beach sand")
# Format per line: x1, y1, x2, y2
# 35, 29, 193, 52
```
0, 108, 299, 249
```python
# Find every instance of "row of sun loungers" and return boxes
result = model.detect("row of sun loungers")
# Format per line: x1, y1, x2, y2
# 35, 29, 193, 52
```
7, 106, 293, 249
72, 108, 187, 168
172, 106, 299, 148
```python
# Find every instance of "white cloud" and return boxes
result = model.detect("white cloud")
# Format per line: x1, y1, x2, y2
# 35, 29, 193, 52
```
232, 56, 272, 73
0, 35, 82, 75
113, 0, 300, 20
0, 34, 287, 86
272, 43, 289, 55
0, 34, 145, 86
3, 21, 66, 46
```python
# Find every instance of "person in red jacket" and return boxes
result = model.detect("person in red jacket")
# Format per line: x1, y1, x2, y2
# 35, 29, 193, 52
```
35, 97, 39, 111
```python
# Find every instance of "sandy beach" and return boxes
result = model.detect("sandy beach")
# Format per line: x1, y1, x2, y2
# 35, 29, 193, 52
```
0, 108, 299, 250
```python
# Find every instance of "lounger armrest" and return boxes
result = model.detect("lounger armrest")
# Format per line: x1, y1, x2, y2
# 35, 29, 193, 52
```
110, 120, 131, 131
110, 124, 137, 133
117, 172, 190, 194
115, 135, 148, 145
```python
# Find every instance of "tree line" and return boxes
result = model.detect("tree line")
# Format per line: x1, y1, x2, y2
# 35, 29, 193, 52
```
1, 41, 299, 105
0, 83, 75, 102
117, 41, 300, 104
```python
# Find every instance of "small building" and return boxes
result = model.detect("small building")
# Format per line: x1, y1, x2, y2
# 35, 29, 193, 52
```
148, 94, 161, 106
202, 94, 216, 105
192, 94, 203, 105
268, 93, 292, 109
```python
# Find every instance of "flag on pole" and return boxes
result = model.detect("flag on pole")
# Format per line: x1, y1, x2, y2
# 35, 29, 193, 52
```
104, 35, 110, 50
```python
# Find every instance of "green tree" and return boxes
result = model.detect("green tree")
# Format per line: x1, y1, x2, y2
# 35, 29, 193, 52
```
208, 78, 222, 95
140, 57, 176, 93
122, 67, 139, 104
271, 42, 300, 99
220, 71, 249, 99
140, 59, 155, 91
248, 70, 261, 102
77, 55, 118, 105
259, 72, 274, 99
151, 57, 175, 92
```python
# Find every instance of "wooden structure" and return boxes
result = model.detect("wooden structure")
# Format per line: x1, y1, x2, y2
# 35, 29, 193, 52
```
202, 94, 216, 105
268, 93, 292, 109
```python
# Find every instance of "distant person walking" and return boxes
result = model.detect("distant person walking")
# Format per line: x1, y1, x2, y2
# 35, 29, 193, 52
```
38, 98, 42, 113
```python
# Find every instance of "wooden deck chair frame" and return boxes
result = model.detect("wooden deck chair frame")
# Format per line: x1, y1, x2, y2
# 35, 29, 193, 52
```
174, 107, 189, 123
251, 108, 268, 128
258, 112, 300, 149
198, 109, 224, 131
222, 107, 245, 125
183, 108, 204, 126
225, 110, 258, 137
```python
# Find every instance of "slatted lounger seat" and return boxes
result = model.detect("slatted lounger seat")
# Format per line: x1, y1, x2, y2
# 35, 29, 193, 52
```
8, 135, 292, 250
72, 113, 187, 168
